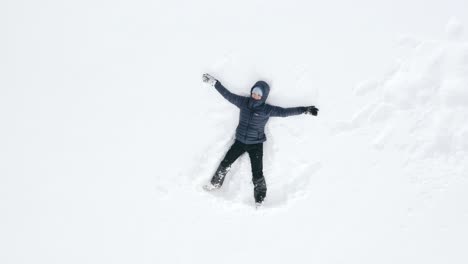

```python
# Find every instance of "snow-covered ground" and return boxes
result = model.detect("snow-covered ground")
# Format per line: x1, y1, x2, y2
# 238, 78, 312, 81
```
1, 1, 468, 263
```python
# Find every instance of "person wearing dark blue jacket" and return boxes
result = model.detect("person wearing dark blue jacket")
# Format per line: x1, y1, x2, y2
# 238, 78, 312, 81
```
202, 73, 318, 206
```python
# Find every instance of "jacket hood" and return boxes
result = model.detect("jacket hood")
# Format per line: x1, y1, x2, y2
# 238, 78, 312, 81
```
249, 80, 270, 108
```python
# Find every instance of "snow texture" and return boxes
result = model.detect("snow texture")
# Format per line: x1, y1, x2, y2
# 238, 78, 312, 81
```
1, 1, 468, 264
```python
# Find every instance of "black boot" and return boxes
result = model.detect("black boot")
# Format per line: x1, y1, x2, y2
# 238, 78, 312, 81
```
210, 165, 230, 188
253, 177, 267, 204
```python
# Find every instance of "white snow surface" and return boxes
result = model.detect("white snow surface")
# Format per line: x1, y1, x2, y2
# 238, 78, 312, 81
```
1, 1, 468, 263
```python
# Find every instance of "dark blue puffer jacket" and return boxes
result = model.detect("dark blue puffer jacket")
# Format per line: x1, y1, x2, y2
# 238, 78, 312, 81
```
214, 80, 305, 144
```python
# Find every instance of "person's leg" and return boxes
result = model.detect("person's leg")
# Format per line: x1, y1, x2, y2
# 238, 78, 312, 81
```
247, 143, 267, 203
210, 140, 246, 187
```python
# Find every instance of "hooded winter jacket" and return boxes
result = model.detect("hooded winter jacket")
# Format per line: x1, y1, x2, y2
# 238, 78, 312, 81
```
214, 80, 306, 144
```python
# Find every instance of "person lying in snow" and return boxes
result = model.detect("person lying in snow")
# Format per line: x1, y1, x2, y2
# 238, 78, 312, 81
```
202, 73, 318, 206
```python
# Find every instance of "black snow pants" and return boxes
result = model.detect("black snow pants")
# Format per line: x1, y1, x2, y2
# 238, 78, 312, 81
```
210, 140, 267, 203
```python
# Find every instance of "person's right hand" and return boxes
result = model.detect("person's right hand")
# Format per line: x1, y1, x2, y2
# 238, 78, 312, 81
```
202, 73, 217, 85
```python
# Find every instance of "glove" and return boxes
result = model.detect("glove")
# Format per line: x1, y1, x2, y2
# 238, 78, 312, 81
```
304, 106, 319, 116
202, 73, 217, 86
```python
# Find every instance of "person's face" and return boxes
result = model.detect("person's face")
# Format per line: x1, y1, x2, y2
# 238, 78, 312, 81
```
251, 93, 262, 101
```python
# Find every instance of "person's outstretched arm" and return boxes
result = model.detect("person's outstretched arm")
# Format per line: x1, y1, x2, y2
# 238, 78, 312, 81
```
202, 73, 244, 108
269, 105, 319, 117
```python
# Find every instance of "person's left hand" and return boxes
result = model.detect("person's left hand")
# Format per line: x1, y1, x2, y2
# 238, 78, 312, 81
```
304, 106, 319, 116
